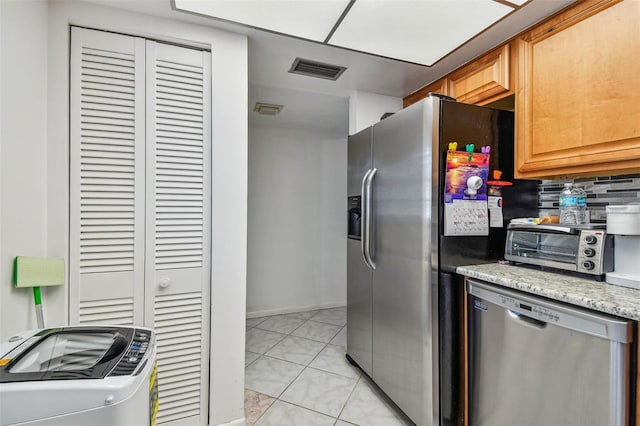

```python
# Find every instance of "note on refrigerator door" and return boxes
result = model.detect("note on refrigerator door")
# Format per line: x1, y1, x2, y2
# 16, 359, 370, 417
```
444, 199, 489, 236
488, 196, 504, 228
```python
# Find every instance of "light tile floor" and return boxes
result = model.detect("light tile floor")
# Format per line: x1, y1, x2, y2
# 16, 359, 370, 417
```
244, 307, 414, 426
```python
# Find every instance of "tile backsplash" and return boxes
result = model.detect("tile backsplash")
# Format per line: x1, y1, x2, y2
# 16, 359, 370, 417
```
538, 174, 640, 223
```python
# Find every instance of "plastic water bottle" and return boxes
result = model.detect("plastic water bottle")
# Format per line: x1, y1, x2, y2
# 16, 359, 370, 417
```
559, 183, 578, 225
574, 184, 588, 224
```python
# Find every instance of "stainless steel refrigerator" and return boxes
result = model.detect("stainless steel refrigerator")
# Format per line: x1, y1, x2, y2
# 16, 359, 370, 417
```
346, 94, 538, 426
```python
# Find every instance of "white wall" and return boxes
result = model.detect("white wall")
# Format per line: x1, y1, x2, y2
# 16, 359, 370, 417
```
1, 1, 248, 425
247, 124, 347, 317
0, 0, 51, 336
349, 90, 403, 135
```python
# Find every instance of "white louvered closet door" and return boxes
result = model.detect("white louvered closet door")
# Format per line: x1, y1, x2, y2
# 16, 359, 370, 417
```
71, 28, 212, 426
70, 27, 146, 326
145, 41, 211, 426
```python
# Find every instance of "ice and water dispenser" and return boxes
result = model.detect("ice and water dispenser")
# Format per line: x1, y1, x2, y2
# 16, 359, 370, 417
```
348, 196, 361, 240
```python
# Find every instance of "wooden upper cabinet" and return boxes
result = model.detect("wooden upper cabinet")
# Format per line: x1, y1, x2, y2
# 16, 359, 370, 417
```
447, 44, 512, 105
403, 43, 513, 108
515, 0, 640, 178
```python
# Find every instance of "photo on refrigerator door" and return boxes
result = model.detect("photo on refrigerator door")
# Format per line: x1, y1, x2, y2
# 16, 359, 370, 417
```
443, 149, 490, 202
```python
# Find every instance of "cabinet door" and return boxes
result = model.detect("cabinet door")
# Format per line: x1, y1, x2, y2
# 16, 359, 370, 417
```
403, 43, 512, 108
145, 40, 212, 425
447, 44, 511, 105
70, 27, 146, 326
515, 0, 640, 178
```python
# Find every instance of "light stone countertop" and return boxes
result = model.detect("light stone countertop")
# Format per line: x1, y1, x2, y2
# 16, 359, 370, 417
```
456, 263, 640, 321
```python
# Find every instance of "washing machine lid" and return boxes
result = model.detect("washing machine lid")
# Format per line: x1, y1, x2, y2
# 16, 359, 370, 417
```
0, 326, 135, 383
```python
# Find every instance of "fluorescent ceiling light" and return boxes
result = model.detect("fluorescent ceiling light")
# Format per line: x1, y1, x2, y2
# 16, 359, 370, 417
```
173, 0, 517, 66
174, 0, 350, 41
328, 0, 514, 66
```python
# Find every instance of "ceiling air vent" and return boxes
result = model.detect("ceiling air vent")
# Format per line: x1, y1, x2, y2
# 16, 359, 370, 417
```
254, 102, 284, 115
288, 58, 347, 81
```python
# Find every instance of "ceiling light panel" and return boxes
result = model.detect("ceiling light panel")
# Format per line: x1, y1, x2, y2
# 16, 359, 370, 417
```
174, 0, 350, 41
328, 0, 514, 66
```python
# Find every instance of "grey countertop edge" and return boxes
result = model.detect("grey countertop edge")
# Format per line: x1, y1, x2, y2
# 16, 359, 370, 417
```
456, 263, 640, 321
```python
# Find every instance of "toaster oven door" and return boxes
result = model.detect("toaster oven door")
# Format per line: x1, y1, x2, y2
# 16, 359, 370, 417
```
505, 230, 579, 271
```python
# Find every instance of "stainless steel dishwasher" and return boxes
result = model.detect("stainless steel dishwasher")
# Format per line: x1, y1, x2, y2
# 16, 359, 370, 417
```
467, 279, 634, 426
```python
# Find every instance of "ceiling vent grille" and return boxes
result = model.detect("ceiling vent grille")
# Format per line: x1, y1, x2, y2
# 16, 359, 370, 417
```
254, 102, 284, 115
288, 58, 347, 81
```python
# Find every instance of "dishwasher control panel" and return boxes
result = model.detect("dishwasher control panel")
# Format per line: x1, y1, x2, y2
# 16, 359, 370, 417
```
467, 280, 631, 343
497, 294, 560, 323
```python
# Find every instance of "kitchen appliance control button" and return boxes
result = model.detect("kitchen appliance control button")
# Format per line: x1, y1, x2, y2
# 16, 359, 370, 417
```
582, 261, 595, 270
583, 248, 596, 257
584, 235, 597, 245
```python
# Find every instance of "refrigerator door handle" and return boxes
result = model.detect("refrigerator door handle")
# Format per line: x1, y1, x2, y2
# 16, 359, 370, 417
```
360, 169, 372, 268
364, 168, 377, 269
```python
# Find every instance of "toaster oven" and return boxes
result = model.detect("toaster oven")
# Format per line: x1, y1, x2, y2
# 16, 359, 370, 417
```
505, 223, 614, 279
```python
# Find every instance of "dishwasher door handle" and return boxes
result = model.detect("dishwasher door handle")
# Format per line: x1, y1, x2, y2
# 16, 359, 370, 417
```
508, 310, 547, 329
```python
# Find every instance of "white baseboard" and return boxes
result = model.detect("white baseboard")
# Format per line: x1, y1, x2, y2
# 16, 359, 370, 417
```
214, 417, 246, 426
246, 301, 346, 319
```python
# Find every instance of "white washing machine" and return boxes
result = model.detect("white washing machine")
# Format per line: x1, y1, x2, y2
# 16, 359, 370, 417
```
0, 326, 158, 426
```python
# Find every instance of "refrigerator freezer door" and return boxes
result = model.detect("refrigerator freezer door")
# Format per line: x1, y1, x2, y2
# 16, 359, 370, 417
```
371, 98, 439, 426
347, 239, 373, 376
347, 127, 373, 376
